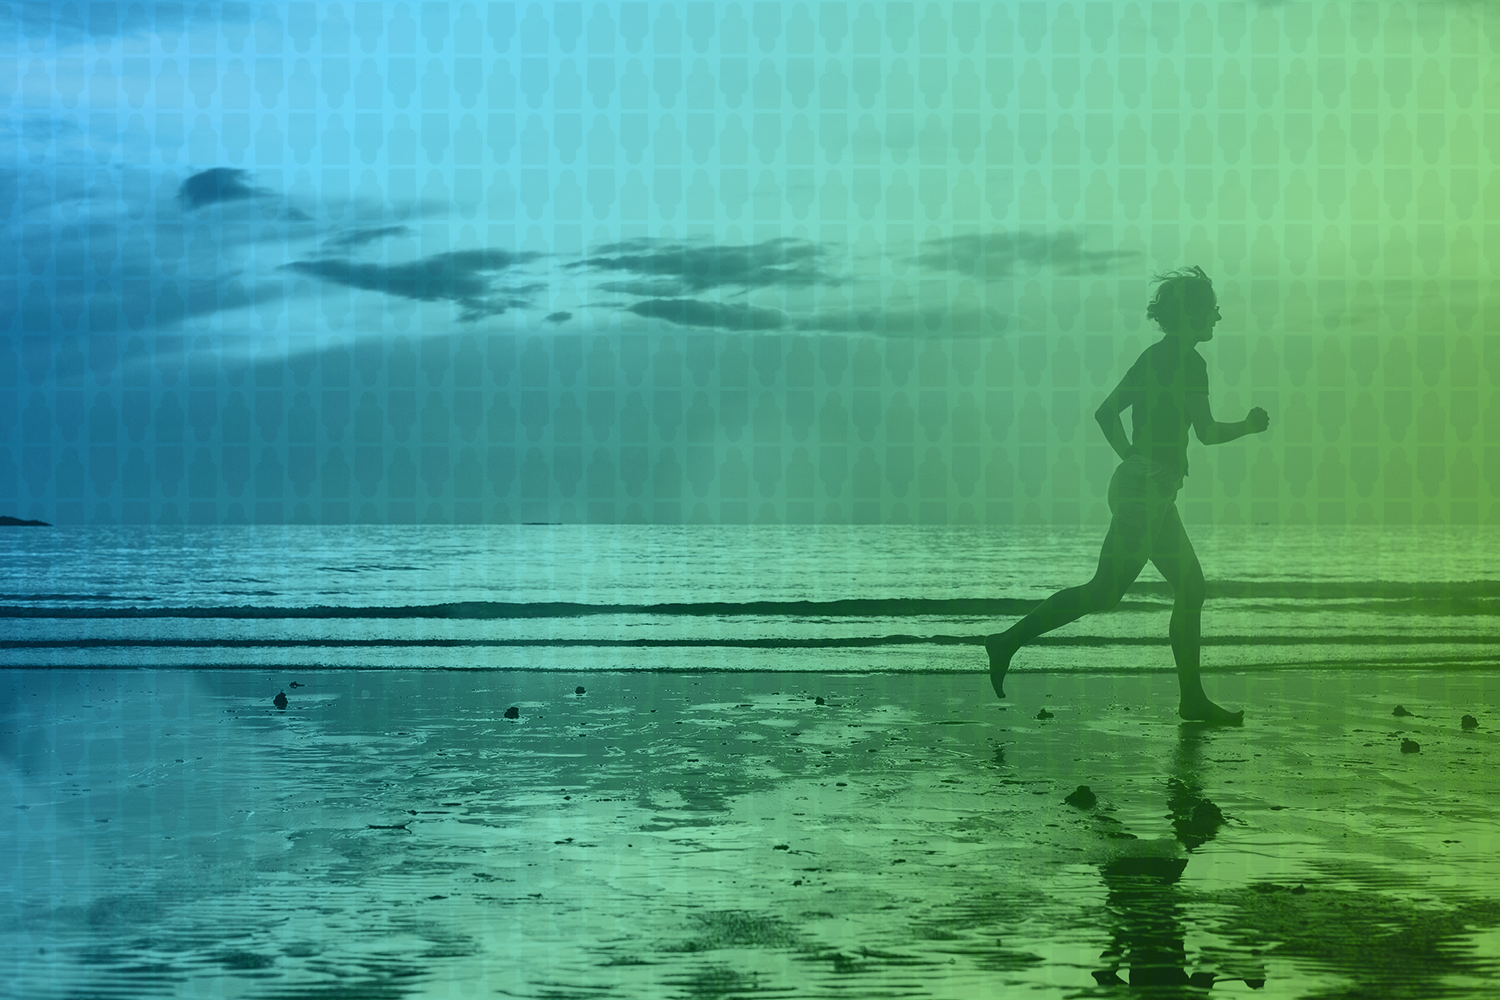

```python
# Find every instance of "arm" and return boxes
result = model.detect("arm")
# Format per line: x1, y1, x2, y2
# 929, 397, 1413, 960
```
1093, 377, 1135, 462
1188, 394, 1269, 445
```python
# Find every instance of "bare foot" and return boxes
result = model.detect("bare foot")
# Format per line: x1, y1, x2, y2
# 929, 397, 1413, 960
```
985, 633, 1015, 699
1178, 696, 1244, 726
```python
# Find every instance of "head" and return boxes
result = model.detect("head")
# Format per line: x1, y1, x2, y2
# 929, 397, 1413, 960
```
1146, 265, 1219, 344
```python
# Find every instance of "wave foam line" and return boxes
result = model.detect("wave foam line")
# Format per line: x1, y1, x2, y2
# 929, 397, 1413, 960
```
3, 583, 1500, 619
4, 634, 1497, 650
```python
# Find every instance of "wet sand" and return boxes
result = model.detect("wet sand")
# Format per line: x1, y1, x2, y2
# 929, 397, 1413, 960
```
4, 666, 1499, 999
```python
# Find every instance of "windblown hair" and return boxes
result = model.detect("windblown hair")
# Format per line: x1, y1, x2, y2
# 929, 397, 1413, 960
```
1146, 265, 1215, 335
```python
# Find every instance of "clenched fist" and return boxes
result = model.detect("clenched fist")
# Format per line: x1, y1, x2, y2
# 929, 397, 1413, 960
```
1247, 407, 1269, 433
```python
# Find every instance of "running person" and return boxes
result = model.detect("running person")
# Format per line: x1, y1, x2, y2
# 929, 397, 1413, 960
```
984, 266, 1270, 725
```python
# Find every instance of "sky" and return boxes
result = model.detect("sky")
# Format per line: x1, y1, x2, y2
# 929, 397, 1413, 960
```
1, 0, 1498, 527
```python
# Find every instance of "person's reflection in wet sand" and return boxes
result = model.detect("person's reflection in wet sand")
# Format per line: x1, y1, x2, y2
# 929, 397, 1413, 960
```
1090, 727, 1267, 995
985, 266, 1269, 725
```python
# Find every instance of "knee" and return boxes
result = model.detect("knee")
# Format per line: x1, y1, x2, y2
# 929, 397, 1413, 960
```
1178, 575, 1206, 610
1085, 579, 1127, 612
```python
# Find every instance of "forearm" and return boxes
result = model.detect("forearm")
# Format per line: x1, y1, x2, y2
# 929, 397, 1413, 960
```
1206, 419, 1251, 445
1095, 414, 1134, 461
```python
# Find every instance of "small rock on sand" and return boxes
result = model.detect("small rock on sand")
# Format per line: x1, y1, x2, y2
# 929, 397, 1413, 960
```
1036, 708, 1053, 720
273, 691, 287, 710
1461, 714, 1479, 730
1400, 738, 1419, 753
1064, 785, 1097, 809
1184, 799, 1224, 835
815, 696, 826, 706
289, 681, 303, 688
1392, 705, 1412, 717
575, 686, 586, 695
504, 706, 520, 719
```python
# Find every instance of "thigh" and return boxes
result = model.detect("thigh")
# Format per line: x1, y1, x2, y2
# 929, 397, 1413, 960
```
1097, 461, 1173, 591
1147, 502, 1205, 596
1090, 504, 1156, 596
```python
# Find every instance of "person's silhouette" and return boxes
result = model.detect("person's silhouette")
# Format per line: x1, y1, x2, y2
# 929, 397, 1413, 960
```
985, 266, 1269, 725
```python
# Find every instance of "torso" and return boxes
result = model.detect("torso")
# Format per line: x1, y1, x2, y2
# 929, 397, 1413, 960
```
1123, 340, 1207, 479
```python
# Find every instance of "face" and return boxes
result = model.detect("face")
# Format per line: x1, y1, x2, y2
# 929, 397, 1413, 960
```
1192, 298, 1222, 342
1172, 293, 1220, 344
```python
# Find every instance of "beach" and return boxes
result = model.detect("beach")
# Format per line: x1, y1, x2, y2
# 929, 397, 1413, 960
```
4, 665, 1499, 999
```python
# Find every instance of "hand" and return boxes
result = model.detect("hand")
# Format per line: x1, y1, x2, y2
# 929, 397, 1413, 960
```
1247, 406, 1269, 433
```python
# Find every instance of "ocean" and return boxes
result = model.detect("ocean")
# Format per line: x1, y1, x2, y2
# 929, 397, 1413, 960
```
6, 525, 1499, 999
3, 523, 1497, 675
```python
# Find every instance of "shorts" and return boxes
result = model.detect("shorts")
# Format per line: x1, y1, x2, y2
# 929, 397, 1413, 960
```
1107, 453, 1183, 533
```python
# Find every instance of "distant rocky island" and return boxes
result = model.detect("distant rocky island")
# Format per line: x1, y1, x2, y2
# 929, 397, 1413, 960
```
0, 516, 50, 527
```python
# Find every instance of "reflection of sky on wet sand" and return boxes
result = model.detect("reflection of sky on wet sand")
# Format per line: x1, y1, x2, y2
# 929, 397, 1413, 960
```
4, 668, 1499, 998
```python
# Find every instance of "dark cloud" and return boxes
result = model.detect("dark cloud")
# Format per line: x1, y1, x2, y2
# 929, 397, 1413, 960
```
284, 248, 543, 322
627, 299, 784, 331
73, 3, 254, 45
544, 311, 572, 324
50, 275, 285, 329
790, 307, 882, 334
915, 230, 1141, 278
179, 168, 263, 211
597, 278, 691, 298
322, 226, 410, 250
569, 238, 830, 296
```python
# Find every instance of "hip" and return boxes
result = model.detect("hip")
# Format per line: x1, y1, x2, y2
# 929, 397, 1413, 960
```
1108, 453, 1184, 505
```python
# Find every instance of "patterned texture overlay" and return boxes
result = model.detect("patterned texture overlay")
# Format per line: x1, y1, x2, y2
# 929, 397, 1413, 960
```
2, 1, 1498, 527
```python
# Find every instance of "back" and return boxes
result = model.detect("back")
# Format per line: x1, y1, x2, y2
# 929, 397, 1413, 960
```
1119, 339, 1209, 477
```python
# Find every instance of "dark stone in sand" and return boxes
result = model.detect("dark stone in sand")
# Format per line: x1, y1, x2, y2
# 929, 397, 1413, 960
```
273, 690, 287, 710
1064, 785, 1097, 809
1036, 708, 1053, 720
0, 515, 49, 527
1182, 799, 1225, 836
815, 696, 825, 705
1400, 738, 1419, 753
1461, 714, 1479, 730
1392, 704, 1412, 717
504, 706, 520, 719
289, 681, 303, 688
575, 686, 586, 695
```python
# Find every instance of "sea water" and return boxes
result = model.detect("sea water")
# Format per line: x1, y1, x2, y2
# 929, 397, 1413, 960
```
5, 525, 1500, 1000
2, 522, 1497, 675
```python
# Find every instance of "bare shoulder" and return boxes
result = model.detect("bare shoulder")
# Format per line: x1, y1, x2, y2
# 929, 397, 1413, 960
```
1189, 348, 1210, 384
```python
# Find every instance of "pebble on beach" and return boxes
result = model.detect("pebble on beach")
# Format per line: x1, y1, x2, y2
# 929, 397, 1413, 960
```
1400, 738, 1419, 753
1036, 708, 1054, 720
1461, 714, 1479, 730
504, 706, 520, 719
1183, 799, 1225, 836
1392, 705, 1412, 717
288, 681, 303, 688
815, 696, 826, 705
575, 686, 586, 695
273, 691, 287, 710
1064, 785, 1097, 809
